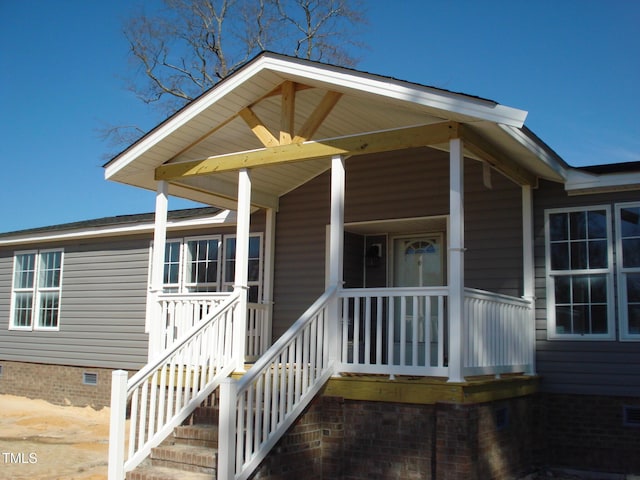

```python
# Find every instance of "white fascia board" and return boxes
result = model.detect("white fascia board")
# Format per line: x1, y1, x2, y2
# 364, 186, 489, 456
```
565, 169, 640, 195
259, 55, 529, 127
0, 210, 237, 247
104, 58, 276, 180
498, 124, 568, 181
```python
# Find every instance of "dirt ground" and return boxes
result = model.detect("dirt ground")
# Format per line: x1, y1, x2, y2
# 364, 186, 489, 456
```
0, 394, 110, 480
0, 394, 628, 480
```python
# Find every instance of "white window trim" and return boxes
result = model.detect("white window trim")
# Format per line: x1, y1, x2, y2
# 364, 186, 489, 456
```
9, 249, 37, 331
183, 235, 222, 292
163, 239, 183, 292
545, 205, 615, 341
9, 248, 64, 332
616, 201, 640, 341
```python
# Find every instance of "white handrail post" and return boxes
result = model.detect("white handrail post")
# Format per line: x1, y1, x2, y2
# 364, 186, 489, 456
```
218, 377, 238, 480
328, 155, 345, 368
448, 137, 465, 383
108, 369, 128, 480
148, 180, 169, 360
233, 168, 251, 372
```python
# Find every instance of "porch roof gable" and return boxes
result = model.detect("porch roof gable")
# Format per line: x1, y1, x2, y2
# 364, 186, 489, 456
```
104, 52, 568, 210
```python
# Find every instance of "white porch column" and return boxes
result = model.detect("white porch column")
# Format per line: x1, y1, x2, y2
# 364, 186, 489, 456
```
328, 155, 345, 367
148, 180, 168, 360
448, 138, 465, 383
522, 184, 537, 375
262, 207, 276, 350
329, 156, 345, 286
233, 168, 251, 372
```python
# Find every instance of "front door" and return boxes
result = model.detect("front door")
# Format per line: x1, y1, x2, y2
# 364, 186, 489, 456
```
392, 234, 444, 365
392, 235, 444, 288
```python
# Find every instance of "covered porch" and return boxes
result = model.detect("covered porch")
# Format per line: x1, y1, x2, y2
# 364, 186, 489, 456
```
144, 151, 542, 383
140, 134, 538, 383
104, 53, 566, 479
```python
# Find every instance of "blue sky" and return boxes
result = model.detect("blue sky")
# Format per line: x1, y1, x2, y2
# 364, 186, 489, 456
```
1, 0, 639, 233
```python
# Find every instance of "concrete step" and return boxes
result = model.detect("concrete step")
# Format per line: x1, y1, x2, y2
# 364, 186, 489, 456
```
126, 464, 213, 480
150, 443, 216, 474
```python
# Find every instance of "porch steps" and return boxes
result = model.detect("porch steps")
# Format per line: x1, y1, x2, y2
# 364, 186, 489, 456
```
125, 406, 219, 480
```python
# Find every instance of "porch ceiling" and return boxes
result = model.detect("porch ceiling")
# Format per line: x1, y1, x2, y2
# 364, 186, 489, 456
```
104, 53, 568, 210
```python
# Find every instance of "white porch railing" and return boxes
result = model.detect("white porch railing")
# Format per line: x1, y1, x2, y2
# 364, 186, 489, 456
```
338, 287, 534, 378
339, 287, 449, 377
110, 285, 532, 480
153, 293, 271, 360
218, 286, 338, 480
108, 292, 242, 480
155, 292, 231, 352
463, 288, 534, 376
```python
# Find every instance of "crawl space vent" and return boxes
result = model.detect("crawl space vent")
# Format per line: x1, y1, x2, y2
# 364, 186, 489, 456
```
83, 372, 98, 386
495, 406, 509, 430
623, 406, 640, 427
0, 365, 3, 376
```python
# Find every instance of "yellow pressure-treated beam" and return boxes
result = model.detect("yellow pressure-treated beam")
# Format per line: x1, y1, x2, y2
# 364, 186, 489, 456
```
459, 124, 537, 186
155, 121, 458, 180
280, 81, 296, 145
239, 107, 279, 148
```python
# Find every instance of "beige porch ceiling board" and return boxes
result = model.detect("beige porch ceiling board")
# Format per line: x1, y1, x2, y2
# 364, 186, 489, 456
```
173, 116, 265, 162
160, 72, 288, 157
173, 174, 279, 209
220, 70, 287, 107
249, 159, 331, 194
325, 98, 443, 137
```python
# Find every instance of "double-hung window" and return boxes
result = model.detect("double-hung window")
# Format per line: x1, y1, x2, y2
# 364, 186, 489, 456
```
545, 207, 615, 339
183, 236, 222, 292
616, 202, 640, 340
10, 249, 64, 330
158, 234, 262, 299
159, 236, 222, 293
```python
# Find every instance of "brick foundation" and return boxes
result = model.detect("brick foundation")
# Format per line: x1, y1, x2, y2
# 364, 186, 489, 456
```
250, 397, 324, 479
250, 394, 536, 480
0, 360, 117, 408
538, 393, 640, 474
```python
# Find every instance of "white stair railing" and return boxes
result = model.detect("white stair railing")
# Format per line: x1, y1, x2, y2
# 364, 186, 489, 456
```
246, 302, 271, 360
218, 286, 338, 480
108, 291, 242, 480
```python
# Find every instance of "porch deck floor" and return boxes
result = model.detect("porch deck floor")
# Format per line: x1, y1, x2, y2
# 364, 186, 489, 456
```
322, 372, 540, 405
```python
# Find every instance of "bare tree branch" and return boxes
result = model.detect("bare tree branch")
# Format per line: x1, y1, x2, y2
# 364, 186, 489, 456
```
125, 0, 365, 113
102, 0, 367, 154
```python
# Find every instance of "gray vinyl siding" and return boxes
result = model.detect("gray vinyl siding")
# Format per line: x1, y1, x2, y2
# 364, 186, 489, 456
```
0, 216, 267, 371
0, 236, 151, 370
273, 146, 524, 338
533, 179, 640, 396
